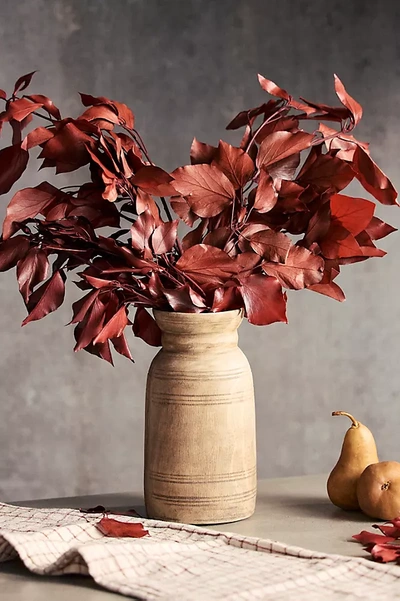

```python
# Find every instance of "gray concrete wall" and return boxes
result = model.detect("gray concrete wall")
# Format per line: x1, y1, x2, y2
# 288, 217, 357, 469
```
0, 0, 399, 501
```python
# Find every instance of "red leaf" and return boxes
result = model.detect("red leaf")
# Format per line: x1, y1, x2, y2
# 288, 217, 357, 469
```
211, 286, 242, 312
0, 236, 30, 271
80, 105, 119, 129
136, 189, 161, 224
132, 166, 176, 197
366, 217, 397, 241
267, 153, 300, 181
94, 306, 129, 344
190, 138, 217, 165
352, 531, 396, 546
132, 307, 162, 347
111, 334, 133, 361
212, 140, 255, 188
17, 248, 49, 303
263, 246, 324, 290
254, 170, 278, 213
369, 543, 400, 563
13, 71, 36, 95
96, 517, 148, 538
182, 219, 208, 250
0, 90, 6, 100
171, 164, 235, 218
373, 523, 400, 537
257, 131, 314, 168
170, 196, 198, 227
249, 230, 291, 262
70, 289, 100, 324
0, 144, 29, 196
334, 74, 363, 126
330, 194, 375, 236
1, 98, 43, 123
308, 280, 345, 302
164, 284, 206, 312
151, 220, 178, 254
320, 224, 363, 259
39, 122, 93, 174
130, 210, 156, 254
258, 74, 289, 100
203, 226, 231, 249
176, 244, 237, 287
22, 271, 66, 326
299, 153, 354, 191
2, 186, 56, 239
74, 298, 107, 351
352, 145, 398, 206
303, 202, 331, 246
239, 274, 288, 325
27, 94, 61, 120
25, 127, 54, 150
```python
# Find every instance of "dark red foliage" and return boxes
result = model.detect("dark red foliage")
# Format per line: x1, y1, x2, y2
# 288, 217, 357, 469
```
353, 520, 400, 563
0, 71, 397, 363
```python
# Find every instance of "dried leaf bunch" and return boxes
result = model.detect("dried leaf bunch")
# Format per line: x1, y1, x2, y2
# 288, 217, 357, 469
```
0, 72, 397, 362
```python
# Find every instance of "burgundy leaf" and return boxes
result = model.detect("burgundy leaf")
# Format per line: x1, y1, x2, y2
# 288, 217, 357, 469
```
211, 286, 242, 312
0, 144, 29, 196
267, 153, 300, 181
131, 210, 156, 255
136, 189, 161, 224
22, 271, 66, 326
366, 216, 397, 241
132, 166, 176, 197
303, 202, 331, 246
0, 236, 30, 271
330, 193, 375, 236
298, 153, 354, 192
1, 98, 43, 123
96, 517, 148, 538
352, 145, 398, 206
203, 227, 231, 249
176, 244, 237, 287
170, 196, 198, 227
257, 131, 314, 169
164, 285, 206, 313
74, 297, 106, 351
13, 71, 37, 95
39, 122, 93, 174
212, 140, 255, 188
25, 127, 54, 150
171, 164, 235, 218
111, 334, 133, 361
17, 248, 49, 303
94, 306, 129, 344
308, 280, 345, 302
239, 274, 288, 325
2, 186, 56, 239
250, 229, 292, 262
258, 74, 290, 100
263, 246, 324, 290
369, 543, 400, 563
352, 531, 396, 546
182, 219, 208, 250
70, 289, 100, 324
254, 170, 278, 213
334, 74, 363, 126
27, 94, 61, 120
151, 220, 178, 254
132, 307, 162, 347
320, 224, 363, 259
190, 138, 217, 165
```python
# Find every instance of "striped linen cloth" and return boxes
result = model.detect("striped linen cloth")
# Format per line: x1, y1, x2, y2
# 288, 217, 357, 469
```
1, 501, 400, 600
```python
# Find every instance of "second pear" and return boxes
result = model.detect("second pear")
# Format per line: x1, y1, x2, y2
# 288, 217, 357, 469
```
327, 411, 379, 510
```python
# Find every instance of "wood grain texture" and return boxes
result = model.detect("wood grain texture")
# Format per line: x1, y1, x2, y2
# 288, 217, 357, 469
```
144, 309, 257, 524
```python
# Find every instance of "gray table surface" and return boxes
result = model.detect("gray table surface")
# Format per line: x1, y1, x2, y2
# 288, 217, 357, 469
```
1, 474, 376, 600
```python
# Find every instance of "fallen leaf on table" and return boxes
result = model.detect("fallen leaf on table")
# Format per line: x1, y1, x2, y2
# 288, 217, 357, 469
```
96, 517, 149, 538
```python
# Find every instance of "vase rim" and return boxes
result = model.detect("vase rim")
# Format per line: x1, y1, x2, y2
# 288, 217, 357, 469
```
153, 308, 243, 318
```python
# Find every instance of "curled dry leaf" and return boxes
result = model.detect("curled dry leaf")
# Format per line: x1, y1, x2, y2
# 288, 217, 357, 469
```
95, 517, 149, 538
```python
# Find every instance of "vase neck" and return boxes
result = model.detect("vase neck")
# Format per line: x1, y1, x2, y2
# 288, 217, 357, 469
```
153, 310, 242, 353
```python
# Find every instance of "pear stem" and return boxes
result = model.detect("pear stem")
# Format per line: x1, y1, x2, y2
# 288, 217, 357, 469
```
332, 411, 359, 428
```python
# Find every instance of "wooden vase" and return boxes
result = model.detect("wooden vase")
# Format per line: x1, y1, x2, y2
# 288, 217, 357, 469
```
144, 309, 257, 524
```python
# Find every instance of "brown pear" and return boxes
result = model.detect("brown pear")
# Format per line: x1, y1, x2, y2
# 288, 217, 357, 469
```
357, 461, 400, 520
327, 411, 379, 510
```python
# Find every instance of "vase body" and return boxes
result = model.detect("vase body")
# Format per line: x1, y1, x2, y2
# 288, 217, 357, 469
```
144, 309, 256, 524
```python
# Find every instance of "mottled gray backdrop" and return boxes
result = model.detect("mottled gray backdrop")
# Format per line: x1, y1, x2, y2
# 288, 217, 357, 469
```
0, 0, 399, 501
